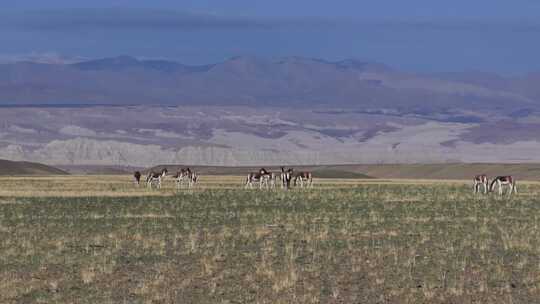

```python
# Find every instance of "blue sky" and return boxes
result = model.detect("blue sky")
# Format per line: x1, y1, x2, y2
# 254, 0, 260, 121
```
1, 0, 539, 73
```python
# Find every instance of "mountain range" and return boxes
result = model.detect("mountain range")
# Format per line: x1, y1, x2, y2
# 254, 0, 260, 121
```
1, 55, 540, 167
1, 55, 539, 114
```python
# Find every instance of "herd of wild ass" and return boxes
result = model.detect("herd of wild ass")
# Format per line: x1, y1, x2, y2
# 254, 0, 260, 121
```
473, 174, 517, 196
133, 168, 516, 195
133, 168, 198, 190
245, 167, 313, 189
132, 167, 313, 190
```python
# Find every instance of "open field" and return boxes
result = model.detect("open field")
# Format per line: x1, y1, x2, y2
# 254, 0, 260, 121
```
218, 163, 540, 181
0, 175, 478, 198
57, 163, 540, 181
2, 175, 540, 303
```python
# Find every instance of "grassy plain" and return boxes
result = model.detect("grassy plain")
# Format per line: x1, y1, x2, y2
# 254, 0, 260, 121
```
1, 175, 540, 303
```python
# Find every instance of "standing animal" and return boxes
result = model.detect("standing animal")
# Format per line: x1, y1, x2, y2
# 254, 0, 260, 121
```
280, 167, 294, 190
490, 176, 517, 196
174, 168, 198, 189
293, 170, 313, 188
190, 171, 199, 188
260, 168, 278, 189
267, 172, 278, 189
146, 168, 168, 189
473, 174, 489, 194
133, 171, 142, 186
245, 168, 272, 189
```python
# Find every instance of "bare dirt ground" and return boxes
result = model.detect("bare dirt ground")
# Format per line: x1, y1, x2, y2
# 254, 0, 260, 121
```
3, 106, 540, 167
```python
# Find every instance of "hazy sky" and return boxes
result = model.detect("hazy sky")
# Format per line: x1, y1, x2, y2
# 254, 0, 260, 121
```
1, 0, 539, 73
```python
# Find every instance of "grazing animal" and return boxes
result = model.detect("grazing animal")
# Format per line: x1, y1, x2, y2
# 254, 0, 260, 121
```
490, 176, 517, 196
293, 171, 313, 188
174, 168, 198, 189
244, 172, 262, 189
473, 174, 489, 194
280, 167, 294, 190
146, 168, 168, 189
267, 172, 278, 189
260, 168, 278, 189
133, 171, 142, 186
245, 168, 272, 189
190, 172, 199, 187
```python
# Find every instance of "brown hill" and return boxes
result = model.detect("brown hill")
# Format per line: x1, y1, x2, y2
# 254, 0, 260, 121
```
0, 159, 68, 175
333, 163, 540, 181
149, 163, 540, 181
56, 165, 144, 175
149, 165, 373, 179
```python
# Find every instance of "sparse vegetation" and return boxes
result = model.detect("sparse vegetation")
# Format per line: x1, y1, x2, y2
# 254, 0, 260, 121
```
2, 176, 540, 303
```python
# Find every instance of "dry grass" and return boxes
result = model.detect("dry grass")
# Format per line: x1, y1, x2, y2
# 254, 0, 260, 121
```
0, 175, 241, 197
0, 175, 483, 197
1, 174, 537, 198
1, 175, 540, 303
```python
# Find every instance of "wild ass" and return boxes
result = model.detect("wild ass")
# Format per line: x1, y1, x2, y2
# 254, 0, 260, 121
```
293, 170, 313, 188
490, 176, 517, 196
269, 172, 278, 189
174, 168, 198, 189
245, 168, 273, 189
133, 171, 142, 187
146, 168, 168, 189
262, 169, 280, 189
473, 174, 489, 194
280, 167, 294, 190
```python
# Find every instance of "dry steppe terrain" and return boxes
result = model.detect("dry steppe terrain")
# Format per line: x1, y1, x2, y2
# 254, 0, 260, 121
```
2, 175, 540, 303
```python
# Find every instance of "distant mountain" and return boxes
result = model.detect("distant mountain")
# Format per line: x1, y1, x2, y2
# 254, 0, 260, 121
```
72, 55, 213, 73
433, 71, 540, 103
0, 55, 538, 113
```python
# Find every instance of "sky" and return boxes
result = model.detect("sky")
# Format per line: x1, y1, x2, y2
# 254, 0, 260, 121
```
1, 0, 539, 73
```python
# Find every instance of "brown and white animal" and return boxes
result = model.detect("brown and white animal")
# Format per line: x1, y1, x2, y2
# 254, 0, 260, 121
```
261, 168, 279, 189
174, 168, 198, 189
473, 174, 489, 194
146, 168, 168, 189
189, 171, 198, 188
245, 168, 272, 189
280, 167, 294, 190
133, 171, 142, 186
267, 171, 278, 189
293, 170, 313, 188
490, 176, 517, 196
